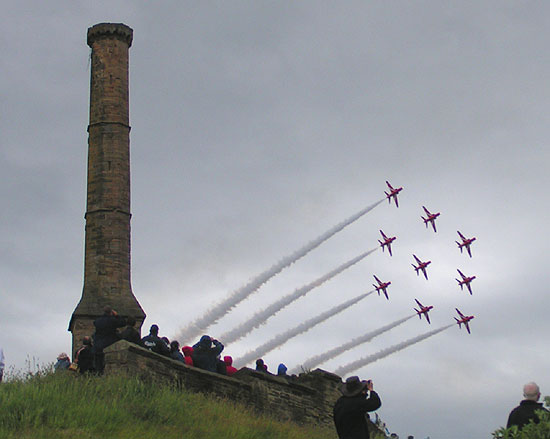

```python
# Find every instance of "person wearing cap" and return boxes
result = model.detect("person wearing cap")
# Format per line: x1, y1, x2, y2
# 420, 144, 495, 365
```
507, 381, 548, 430
141, 324, 170, 356
333, 375, 382, 439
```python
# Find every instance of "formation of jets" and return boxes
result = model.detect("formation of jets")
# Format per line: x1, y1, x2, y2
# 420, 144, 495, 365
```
412, 254, 431, 280
378, 230, 396, 256
377, 181, 477, 334
414, 299, 433, 324
373, 275, 391, 300
421, 206, 440, 232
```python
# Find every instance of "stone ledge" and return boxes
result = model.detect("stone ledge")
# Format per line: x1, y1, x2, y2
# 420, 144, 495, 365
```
103, 340, 342, 428
87, 23, 133, 47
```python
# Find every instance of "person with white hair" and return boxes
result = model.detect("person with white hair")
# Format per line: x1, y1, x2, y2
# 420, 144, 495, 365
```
507, 381, 548, 430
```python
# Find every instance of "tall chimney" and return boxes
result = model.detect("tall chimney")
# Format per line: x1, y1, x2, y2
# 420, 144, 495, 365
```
69, 23, 145, 356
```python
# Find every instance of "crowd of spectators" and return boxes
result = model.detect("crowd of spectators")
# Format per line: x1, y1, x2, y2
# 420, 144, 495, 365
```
62, 306, 294, 381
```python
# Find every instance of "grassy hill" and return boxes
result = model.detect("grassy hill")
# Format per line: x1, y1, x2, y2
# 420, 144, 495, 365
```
0, 370, 339, 439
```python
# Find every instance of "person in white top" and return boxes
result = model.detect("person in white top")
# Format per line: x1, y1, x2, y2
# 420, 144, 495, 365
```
0, 347, 4, 382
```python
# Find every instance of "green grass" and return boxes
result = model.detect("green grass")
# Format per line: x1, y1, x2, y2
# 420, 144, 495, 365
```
0, 371, 337, 439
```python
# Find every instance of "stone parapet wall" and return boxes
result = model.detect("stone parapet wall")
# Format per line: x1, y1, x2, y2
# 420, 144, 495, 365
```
104, 340, 342, 428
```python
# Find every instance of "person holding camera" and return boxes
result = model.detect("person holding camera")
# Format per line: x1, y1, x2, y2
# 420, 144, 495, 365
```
333, 375, 382, 439
192, 335, 224, 373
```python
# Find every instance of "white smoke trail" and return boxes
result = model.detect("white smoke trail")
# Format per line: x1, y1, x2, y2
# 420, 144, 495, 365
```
234, 289, 376, 368
291, 314, 415, 374
334, 323, 454, 377
175, 198, 385, 344
220, 247, 379, 345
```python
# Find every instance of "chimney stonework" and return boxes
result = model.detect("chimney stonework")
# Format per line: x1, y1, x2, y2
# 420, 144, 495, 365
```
69, 23, 145, 356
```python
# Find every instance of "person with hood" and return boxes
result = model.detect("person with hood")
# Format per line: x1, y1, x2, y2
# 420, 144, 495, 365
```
181, 346, 194, 366
54, 353, 71, 372
277, 363, 288, 377
255, 358, 268, 372
507, 382, 549, 430
224, 356, 238, 376
191, 335, 224, 373
141, 324, 170, 356
333, 375, 382, 439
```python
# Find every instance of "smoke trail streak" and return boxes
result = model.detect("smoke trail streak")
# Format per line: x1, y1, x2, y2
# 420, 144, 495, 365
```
291, 314, 415, 374
334, 324, 454, 377
176, 198, 385, 343
220, 247, 379, 345
234, 290, 376, 368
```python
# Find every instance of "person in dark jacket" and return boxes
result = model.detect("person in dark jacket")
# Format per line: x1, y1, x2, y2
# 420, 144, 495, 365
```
333, 375, 382, 439
119, 316, 141, 345
92, 306, 127, 373
507, 382, 548, 430
74, 336, 95, 374
170, 340, 185, 362
141, 325, 170, 356
191, 335, 224, 372
255, 358, 268, 372
93, 306, 127, 351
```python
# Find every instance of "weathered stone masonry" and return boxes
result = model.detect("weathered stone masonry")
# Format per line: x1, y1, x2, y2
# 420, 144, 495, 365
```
69, 23, 145, 356
104, 340, 343, 428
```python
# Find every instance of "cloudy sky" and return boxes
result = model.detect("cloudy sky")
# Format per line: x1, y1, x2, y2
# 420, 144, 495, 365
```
3, 2, 549, 437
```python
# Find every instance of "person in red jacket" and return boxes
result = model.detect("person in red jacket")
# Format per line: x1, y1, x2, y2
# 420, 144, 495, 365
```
181, 346, 194, 366
224, 356, 238, 376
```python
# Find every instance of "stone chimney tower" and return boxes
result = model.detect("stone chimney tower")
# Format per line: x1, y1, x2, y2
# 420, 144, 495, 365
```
69, 23, 145, 355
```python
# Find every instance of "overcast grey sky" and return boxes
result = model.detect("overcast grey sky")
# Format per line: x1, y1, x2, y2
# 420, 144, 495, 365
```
2, 2, 550, 438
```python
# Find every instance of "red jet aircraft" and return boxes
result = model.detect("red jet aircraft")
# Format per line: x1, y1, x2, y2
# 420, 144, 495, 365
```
373, 275, 391, 300
378, 230, 396, 256
385, 181, 403, 208
455, 308, 475, 334
456, 231, 476, 257
456, 269, 476, 295
414, 299, 434, 324
412, 254, 431, 280
421, 206, 440, 233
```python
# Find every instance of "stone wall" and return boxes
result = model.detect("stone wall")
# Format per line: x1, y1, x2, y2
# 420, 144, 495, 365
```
104, 340, 343, 428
